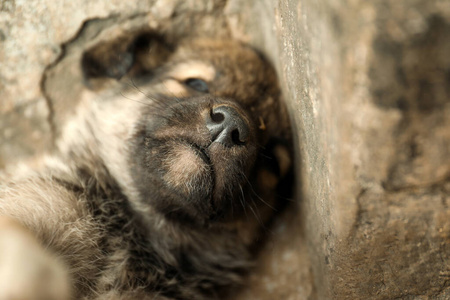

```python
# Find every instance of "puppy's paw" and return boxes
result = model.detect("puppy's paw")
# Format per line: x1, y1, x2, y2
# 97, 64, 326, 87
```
0, 217, 71, 300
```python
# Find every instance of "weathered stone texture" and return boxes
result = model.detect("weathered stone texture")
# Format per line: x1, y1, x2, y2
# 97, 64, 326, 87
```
227, 0, 449, 299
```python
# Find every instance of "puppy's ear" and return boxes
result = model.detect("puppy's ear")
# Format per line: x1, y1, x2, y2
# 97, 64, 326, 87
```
81, 32, 173, 81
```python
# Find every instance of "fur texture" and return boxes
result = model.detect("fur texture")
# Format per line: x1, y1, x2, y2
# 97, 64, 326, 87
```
0, 34, 292, 300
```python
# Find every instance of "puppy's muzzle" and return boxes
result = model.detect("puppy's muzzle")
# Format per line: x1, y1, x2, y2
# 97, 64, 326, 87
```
206, 105, 250, 148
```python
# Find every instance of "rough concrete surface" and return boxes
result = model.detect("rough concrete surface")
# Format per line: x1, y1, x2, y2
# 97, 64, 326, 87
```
227, 0, 449, 298
1, 0, 449, 299
1, 0, 311, 299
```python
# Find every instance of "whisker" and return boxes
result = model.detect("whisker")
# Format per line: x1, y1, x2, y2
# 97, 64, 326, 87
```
249, 195, 276, 236
119, 92, 152, 106
238, 184, 248, 219
125, 76, 172, 110
242, 172, 277, 211
247, 198, 268, 232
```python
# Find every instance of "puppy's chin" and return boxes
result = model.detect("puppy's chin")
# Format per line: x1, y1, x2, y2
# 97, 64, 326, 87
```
133, 140, 215, 223
162, 143, 213, 200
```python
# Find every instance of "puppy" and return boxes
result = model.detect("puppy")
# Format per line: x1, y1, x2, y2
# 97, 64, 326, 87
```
0, 32, 292, 300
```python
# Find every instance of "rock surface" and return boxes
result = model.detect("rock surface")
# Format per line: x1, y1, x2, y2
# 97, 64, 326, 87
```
227, 0, 450, 298
1, 0, 449, 299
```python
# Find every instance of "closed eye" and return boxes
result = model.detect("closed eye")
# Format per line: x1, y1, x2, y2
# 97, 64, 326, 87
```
184, 78, 209, 93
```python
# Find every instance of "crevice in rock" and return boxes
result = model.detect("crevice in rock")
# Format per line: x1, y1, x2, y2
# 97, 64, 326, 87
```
39, 15, 123, 146
40, 75, 57, 149
349, 188, 367, 241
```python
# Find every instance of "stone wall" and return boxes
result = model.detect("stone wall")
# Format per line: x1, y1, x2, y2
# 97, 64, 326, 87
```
227, 0, 450, 298
1, 0, 449, 299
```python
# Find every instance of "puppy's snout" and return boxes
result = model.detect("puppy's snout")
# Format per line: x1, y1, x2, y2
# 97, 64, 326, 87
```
206, 105, 250, 147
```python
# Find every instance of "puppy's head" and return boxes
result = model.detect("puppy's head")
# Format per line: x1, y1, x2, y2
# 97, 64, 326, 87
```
81, 33, 292, 227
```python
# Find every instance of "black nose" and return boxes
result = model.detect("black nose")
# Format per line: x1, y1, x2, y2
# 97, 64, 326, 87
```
206, 105, 250, 147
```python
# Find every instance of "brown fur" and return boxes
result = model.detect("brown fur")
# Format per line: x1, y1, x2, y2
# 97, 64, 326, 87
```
0, 33, 292, 300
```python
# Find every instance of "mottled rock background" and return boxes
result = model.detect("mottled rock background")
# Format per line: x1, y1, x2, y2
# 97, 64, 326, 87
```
1, 0, 449, 299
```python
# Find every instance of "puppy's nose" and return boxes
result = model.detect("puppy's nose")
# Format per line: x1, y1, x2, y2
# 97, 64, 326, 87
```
206, 105, 250, 147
